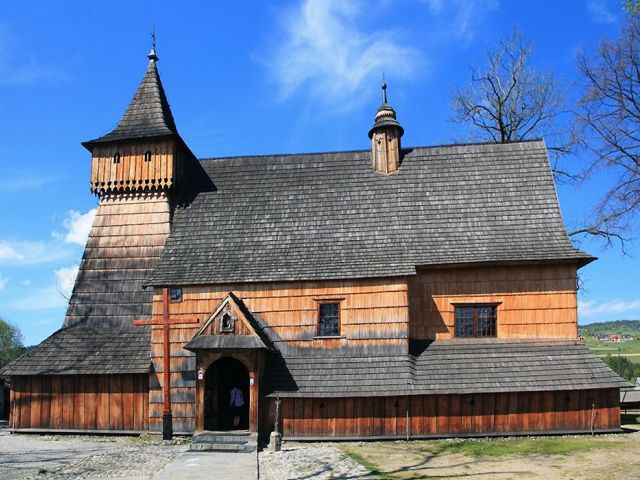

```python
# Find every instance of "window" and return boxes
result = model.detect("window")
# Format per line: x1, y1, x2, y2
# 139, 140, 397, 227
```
318, 302, 340, 336
169, 288, 182, 302
112, 152, 121, 164
454, 305, 497, 337
144, 150, 152, 162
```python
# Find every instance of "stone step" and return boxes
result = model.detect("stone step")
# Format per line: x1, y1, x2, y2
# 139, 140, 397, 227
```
189, 431, 258, 453
190, 442, 255, 453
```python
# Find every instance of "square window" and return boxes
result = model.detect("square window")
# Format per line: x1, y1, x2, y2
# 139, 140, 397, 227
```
318, 302, 340, 336
454, 305, 497, 338
169, 288, 182, 302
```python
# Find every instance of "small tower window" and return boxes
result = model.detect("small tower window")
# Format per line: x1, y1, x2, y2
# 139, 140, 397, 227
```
144, 150, 152, 162
112, 152, 121, 164
318, 302, 340, 337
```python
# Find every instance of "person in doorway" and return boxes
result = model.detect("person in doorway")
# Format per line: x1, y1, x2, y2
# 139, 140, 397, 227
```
229, 384, 244, 428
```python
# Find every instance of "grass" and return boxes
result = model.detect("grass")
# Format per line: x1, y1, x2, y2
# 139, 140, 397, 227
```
339, 436, 620, 478
584, 338, 640, 356
342, 450, 395, 479
419, 437, 615, 457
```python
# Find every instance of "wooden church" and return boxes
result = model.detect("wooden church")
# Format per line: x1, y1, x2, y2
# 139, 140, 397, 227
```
1, 47, 629, 440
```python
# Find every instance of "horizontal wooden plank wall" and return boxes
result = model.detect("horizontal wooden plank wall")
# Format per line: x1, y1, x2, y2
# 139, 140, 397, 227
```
408, 264, 579, 340
265, 389, 619, 439
152, 277, 409, 347
149, 278, 409, 433
9, 374, 148, 432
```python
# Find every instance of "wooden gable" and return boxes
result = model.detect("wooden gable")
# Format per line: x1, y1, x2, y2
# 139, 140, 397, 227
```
185, 293, 270, 351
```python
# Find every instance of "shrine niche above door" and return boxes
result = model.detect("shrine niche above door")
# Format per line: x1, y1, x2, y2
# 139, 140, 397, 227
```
184, 292, 273, 353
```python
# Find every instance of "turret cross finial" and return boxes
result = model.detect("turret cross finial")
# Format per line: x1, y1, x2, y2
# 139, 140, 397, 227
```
148, 25, 159, 62
382, 73, 388, 104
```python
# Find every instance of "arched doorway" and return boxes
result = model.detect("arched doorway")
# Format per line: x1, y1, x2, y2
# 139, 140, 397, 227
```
204, 357, 250, 431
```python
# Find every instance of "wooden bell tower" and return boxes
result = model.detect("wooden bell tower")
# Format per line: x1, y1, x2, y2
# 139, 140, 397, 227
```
82, 46, 195, 195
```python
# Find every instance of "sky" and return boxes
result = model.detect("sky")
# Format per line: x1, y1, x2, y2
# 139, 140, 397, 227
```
0, 0, 638, 346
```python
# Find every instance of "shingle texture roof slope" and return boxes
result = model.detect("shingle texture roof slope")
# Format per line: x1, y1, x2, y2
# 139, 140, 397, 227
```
148, 140, 592, 286
84, 59, 177, 145
263, 339, 630, 397
0, 325, 151, 376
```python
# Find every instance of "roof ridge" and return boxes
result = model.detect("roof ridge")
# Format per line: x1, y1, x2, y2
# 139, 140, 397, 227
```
197, 138, 545, 162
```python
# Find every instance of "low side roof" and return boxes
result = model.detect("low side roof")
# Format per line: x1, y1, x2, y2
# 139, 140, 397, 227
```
148, 140, 591, 286
263, 339, 630, 397
0, 325, 151, 376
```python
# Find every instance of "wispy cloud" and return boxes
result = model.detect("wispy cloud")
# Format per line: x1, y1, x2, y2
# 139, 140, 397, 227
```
579, 299, 640, 317
52, 208, 97, 246
54, 264, 78, 299
0, 240, 73, 266
586, 0, 618, 24
265, 0, 421, 111
0, 273, 7, 291
422, 0, 499, 40
8, 284, 68, 311
0, 24, 69, 86
0, 168, 60, 193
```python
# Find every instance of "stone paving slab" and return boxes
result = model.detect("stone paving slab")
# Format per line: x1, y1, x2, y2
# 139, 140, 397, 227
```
152, 451, 257, 480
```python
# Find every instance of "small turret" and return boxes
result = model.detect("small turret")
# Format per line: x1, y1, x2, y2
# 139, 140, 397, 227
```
368, 81, 404, 175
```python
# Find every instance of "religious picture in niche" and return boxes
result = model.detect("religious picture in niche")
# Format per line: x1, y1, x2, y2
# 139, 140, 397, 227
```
220, 311, 235, 333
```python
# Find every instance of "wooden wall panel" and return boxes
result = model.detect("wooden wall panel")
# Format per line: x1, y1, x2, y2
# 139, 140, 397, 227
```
275, 389, 621, 439
9, 374, 148, 432
151, 277, 409, 349
408, 264, 579, 340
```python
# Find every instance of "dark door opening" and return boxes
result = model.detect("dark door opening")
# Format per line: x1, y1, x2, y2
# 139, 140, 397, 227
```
204, 357, 250, 431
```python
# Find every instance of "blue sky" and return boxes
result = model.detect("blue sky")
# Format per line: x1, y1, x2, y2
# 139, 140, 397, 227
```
0, 0, 638, 345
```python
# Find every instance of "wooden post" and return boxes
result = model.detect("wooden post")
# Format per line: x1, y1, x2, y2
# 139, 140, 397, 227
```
162, 288, 172, 440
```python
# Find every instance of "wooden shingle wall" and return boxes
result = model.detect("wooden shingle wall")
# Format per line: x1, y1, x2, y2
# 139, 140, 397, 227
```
408, 264, 579, 340
266, 388, 620, 439
65, 191, 171, 328
9, 375, 148, 432
148, 277, 409, 433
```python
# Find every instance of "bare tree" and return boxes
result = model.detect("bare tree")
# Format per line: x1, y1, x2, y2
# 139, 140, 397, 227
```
575, 18, 640, 249
452, 30, 578, 180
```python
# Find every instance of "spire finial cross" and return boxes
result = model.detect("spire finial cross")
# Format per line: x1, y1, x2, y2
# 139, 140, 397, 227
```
148, 24, 158, 62
381, 73, 388, 104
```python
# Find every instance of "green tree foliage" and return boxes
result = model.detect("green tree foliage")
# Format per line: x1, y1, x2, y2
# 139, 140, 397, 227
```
603, 353, 640, 382
0, 317, 25, 369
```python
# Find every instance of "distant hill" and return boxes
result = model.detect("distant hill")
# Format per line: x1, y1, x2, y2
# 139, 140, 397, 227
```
579, 320, 640, 336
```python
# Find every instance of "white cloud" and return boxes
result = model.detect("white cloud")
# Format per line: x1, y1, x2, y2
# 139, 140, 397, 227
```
266, 0, 421, 110
0, 168, 60, 192
0, 243, 23, 261
579, 299, 640, 317
55, 264, 78, 299
20, 279, 31, 286
587, 0, 617, 24
0, 273, 7, 291
52, 208, 97, 246
422, 0, 499, 40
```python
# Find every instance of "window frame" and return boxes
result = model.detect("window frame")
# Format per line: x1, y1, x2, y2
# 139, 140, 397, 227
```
452, 303, 499, 338
315, 299, 344, 338
169, 287, 183, 303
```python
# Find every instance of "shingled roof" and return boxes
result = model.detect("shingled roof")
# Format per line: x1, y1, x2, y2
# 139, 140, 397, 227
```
82, 52, 177, 146
147, 140, 592, 286
263, 339, 630, 397
0, 325, 151, 376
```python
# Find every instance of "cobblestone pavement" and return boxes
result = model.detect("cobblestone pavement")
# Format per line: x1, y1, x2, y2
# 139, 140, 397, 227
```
0, 432, 187, 480
259, 443, 369, 480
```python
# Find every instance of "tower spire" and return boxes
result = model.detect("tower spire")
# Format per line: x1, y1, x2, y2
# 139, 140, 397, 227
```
368, 79, 404, 175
